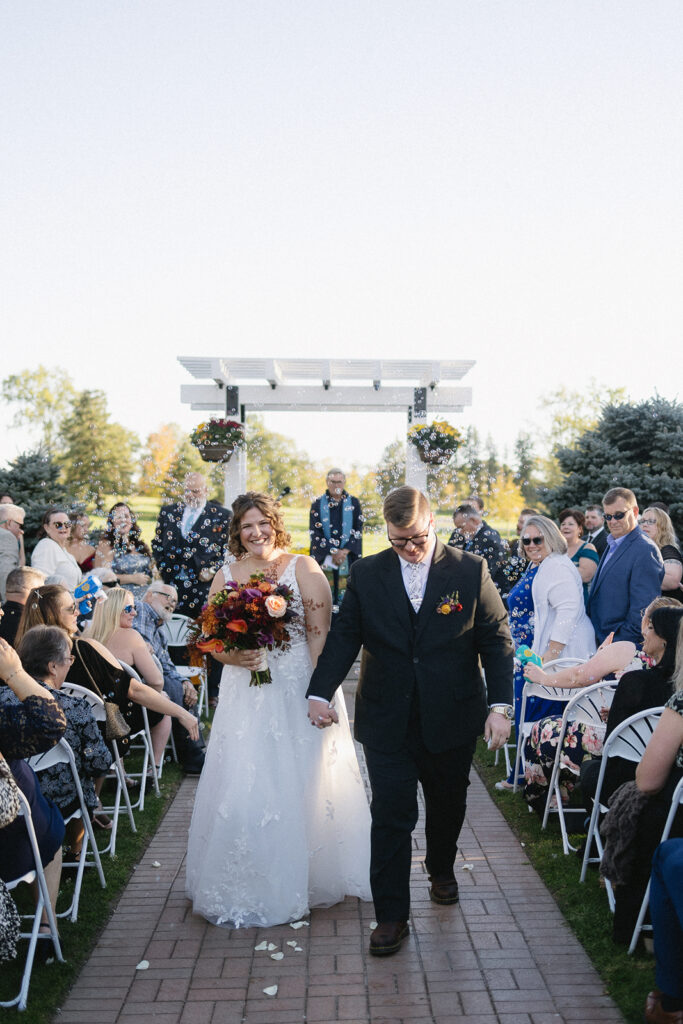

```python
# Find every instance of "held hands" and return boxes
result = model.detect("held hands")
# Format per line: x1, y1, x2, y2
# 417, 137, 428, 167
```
484, 711, 511, 751
307, 697, 339, 730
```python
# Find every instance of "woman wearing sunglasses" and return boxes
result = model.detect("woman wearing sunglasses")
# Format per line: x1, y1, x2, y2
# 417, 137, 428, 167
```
15, 584, 198, 764
639, 506, 683, 601
85, 587, 172, 767
30, 507, 82, 592
496, 514, 596, 791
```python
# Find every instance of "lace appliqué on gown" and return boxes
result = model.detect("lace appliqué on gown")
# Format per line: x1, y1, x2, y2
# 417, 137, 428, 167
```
185, 555, 371, 928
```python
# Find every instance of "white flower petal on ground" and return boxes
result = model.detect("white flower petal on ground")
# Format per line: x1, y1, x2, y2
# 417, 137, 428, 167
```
270, 952, 284, 960
136, 960, 149, 971
462, 863, 474, 871
254, 941, 268, 951
267, 942, 277, 951
263, 985, 278, 996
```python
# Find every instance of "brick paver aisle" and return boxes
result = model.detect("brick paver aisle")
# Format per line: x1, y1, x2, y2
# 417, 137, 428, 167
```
56, 680, 624, 1024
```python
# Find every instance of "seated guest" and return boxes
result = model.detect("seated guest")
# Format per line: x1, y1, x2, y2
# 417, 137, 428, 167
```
640, 506, 683, 601
558, 508, 599, 601
31, 508, 82, 592
587, 486, 664, 645
66, 511, 96, 573
94, 503, 155, 601
0, 567, 45, 647
524, 601, 681, 812
644, 839, 683, 1024
601, 617, 683, 944
9, 625, 112, 842
133, 583, 205, 775
448, 503, 508, 592
85, 587, 171, 767
0, 503, 26, 600
15, 584, 199, 759
0, 637, 66, 945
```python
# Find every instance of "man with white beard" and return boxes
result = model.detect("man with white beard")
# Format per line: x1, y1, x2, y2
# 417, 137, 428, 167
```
134, 582, 205, 775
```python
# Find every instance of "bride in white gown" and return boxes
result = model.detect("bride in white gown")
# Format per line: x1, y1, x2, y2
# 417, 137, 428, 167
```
186, 491, 372, 928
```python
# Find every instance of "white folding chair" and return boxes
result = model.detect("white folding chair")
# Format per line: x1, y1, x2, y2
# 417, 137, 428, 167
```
628, 774, 683, 954
116, 660, 161, 809
61, 682, 137, 857
27, 738, 106, 922
511, 657, 587, 793
580, 707, 664, 904
541, 681, 617, 854
0, 788, 64, 1011
162, 613, 209, 719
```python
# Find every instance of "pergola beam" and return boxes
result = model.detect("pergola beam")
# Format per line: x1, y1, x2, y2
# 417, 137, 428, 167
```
180, 383, 471, 413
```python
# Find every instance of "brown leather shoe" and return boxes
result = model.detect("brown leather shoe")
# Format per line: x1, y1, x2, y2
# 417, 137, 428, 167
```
429, 876, 459, 905
369, 921, 409, 957
645, 990, 683, 1024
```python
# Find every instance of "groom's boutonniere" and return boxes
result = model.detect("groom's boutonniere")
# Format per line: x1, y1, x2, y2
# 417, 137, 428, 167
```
437, 591, 463, 615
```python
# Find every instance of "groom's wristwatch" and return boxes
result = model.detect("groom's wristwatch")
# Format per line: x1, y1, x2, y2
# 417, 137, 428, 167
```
489, 704, 513, 720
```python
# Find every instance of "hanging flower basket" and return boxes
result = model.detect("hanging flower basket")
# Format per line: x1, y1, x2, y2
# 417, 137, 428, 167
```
408, 420, 463, 467
190, 419, 246, 464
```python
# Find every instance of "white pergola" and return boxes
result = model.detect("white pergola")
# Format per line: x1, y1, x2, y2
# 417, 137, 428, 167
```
178, 357, 475, 503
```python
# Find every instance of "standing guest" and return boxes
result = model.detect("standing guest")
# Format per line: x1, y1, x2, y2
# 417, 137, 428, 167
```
95, 502, 154, 601
0, 503, 26, 600
309, 468, 363, 614
644, 839, 683, 1024
446, 495, 485, 550
31, 507, 82, 592
66, 511, 96, 573
448, 504, 508, 593
558, 508, 600, 601
587, 487, 665, 645
133, 583, 205, 775
584, 505, 608, 557
0, 567, 45, 647
640, 506, 683, 601
500, 507, 539, 598
152, 473, 232, 618
307, 486, 513, 957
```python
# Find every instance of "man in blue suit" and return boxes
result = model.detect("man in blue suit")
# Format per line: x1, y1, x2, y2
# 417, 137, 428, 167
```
587, 486, 665, 645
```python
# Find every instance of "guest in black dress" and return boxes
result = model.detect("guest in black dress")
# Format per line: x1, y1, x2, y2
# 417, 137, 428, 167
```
640, 506, 683, 602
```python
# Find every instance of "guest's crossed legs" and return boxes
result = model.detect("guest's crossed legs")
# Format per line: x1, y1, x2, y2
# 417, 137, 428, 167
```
363, 736, 476, 922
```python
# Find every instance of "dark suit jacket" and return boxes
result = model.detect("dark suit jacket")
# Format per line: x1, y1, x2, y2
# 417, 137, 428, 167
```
306, 540, 513, 753
586, 527, 608, 557
152, 500, 232, 616
586, 527, 664, 645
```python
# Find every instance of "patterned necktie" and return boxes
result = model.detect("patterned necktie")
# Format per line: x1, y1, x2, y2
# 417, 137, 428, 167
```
406, 562, 424, 611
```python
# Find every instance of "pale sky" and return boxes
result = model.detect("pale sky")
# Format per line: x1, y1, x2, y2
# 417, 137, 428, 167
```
1, 1, 682, 473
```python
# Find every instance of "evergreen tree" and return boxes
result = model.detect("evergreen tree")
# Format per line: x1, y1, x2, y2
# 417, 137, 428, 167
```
0, 449, 72, 555
545, 396, 683, 536
513, 431, 541, 504
59, 390, 140, 509
375, 440, 406, 498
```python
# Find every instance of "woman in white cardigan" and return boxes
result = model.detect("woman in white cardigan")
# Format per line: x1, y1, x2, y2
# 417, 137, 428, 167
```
521, 515, 597, 810
528, 516, 596, 665
31, 507, 82, 593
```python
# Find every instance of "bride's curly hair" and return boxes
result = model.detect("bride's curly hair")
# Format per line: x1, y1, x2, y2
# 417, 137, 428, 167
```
228, 492, 291, 557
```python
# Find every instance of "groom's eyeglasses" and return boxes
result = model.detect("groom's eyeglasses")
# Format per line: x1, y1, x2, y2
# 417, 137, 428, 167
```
388, 530, 431, 550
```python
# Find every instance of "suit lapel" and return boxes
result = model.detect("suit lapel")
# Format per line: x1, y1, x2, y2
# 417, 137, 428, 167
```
380, 549, 414, 636
591, 529, 636, 597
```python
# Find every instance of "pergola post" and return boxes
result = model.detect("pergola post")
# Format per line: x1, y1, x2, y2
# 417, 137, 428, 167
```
405, 387, 427, 493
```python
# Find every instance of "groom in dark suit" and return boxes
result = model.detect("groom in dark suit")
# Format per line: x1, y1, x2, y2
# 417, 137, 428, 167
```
307, 486, 513, 956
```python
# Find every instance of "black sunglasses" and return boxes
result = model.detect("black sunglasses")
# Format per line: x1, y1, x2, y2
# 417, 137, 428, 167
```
521, 536, 544, 547
604, 509, 632, 522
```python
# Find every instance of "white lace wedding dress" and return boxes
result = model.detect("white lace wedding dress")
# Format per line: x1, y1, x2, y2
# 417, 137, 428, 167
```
185, 555, 372, 928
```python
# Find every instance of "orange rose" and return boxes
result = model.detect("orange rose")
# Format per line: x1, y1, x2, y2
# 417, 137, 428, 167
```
265, 595, 287, 618
257, 582, 272, 593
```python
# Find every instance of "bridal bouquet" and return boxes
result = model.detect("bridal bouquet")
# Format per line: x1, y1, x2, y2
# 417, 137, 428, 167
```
189, 574, 297, 686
